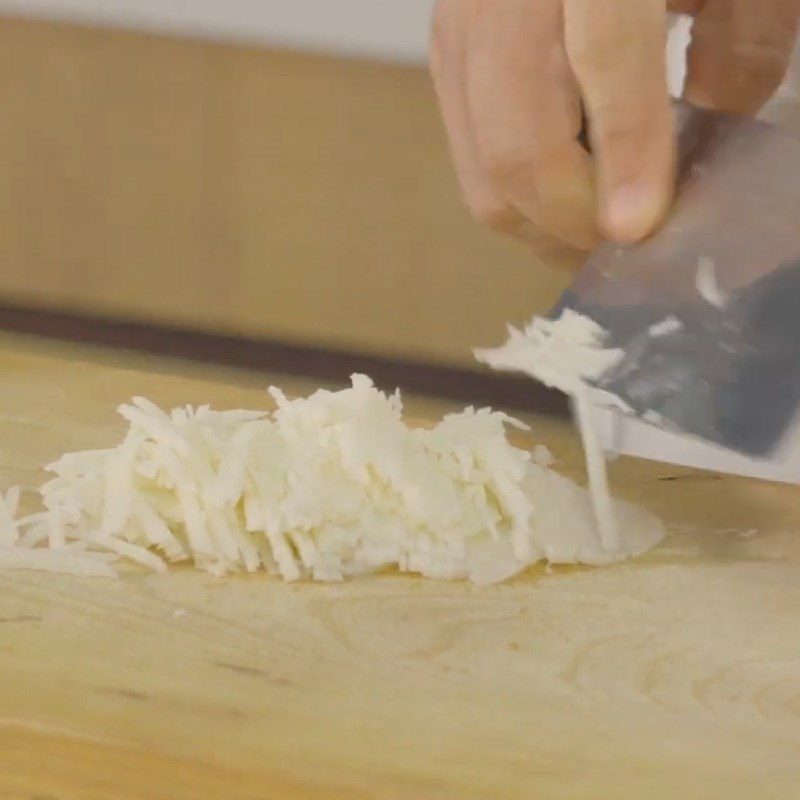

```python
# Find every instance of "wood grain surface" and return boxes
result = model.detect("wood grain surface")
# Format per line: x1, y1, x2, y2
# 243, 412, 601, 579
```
1, 334, 799, 800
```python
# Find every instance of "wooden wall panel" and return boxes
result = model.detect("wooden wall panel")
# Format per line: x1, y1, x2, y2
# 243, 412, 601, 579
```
0, 17, 571, 368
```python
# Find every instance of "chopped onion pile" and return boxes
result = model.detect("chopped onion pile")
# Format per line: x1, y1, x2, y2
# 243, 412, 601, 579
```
0, 375, 664, 583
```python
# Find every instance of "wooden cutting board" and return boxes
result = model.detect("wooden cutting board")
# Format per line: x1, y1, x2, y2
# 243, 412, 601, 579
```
1, 334, 799, 800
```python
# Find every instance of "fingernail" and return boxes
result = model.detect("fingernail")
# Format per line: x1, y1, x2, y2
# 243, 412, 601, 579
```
604, 184, 665, 243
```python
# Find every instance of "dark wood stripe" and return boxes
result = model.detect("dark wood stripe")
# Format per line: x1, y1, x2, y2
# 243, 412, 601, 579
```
0, 302, 568, 417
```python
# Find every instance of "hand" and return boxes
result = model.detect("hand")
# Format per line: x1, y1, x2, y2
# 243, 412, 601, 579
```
430, 0, 800, 259
677, 0, 800, 115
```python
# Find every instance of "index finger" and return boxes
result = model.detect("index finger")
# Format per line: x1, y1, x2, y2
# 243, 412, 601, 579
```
465, 0, 598, 250
564, 0, 675, 243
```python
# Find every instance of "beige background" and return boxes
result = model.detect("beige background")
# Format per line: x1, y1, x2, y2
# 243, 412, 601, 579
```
0, 16, 569, 368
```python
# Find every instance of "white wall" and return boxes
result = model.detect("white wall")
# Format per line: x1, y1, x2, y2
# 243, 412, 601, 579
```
0, 4, 703, 79
0, 0, 436, 62
3, 2, 797, 126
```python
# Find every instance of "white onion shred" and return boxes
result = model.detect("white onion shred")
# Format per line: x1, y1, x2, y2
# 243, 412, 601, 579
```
0, 373, 664, 583
476, 310, 628, 551
476, 312, 624, 396
0, 486, 21, 548
696, 256, 727, 308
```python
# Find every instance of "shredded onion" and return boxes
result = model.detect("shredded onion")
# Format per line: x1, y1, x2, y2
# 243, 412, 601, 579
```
0, 373, 664, 583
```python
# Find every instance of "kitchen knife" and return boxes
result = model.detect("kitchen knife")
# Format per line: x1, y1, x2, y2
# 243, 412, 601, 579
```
555, 100, 800, 463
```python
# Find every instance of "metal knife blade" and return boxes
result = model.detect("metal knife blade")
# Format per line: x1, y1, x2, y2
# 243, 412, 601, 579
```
555, 101, 800, 459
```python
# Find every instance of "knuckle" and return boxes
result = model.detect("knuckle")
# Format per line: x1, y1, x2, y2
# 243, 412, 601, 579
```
593, 116, 641, 151
429, 6, 447, 57
737, 50, 790, 93
465, 192, 516, 231
569, 43, 618, 77
591, 103, 669, 151
429, 0, 465, 77
429, 1, 448, 42
430, 0, 461, 51
567, 25, 632, 77
478, 135, 536, 186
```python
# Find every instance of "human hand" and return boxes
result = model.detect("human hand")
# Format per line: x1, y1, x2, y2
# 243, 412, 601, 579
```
430, 0, 800, 260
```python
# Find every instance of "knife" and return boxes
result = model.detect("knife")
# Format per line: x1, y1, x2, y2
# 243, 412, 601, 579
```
554, 100, 800, 479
